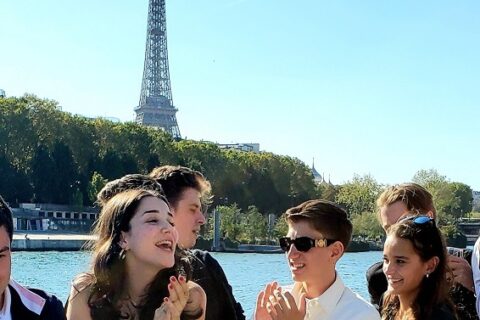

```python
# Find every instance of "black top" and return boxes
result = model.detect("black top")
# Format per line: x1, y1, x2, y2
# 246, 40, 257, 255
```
190, 249, 245, 320
366, 260, 477, 320
430, 304, 457, 320
9, 285, 65, 320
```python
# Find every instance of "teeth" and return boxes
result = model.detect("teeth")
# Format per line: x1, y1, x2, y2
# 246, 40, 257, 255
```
156, 240, 173, 249
388, 279, 402, 284
290, 263, 305, 270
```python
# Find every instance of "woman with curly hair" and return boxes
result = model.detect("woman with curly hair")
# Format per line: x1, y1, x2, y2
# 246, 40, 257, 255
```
381, 215, 456, 319
66, 188, 206, 320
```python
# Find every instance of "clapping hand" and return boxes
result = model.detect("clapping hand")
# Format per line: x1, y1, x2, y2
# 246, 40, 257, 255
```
255, 282, 279, 320
264, 288, 306, 320
154, 276, 189, 320
255, 282, 306, 320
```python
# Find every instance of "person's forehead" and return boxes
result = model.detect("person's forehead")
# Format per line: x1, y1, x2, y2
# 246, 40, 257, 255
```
179, 188, 201, 202
0, 226, 10, 246
287, 220, 323, 237
380, 201, 409, 229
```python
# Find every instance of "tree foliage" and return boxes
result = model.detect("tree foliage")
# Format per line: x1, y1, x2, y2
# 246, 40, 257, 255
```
335, 174, 382, 217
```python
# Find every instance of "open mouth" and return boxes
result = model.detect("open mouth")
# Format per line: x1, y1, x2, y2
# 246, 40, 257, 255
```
387, 278, 403, 286
155, 240, 174, 251
289, 262, 305, 271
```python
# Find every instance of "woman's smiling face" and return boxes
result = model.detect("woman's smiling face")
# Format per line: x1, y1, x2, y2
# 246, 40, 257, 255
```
382, 235, 431, 301
121, 196, 178, 272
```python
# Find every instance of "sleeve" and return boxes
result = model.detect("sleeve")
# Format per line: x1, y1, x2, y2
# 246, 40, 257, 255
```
201, 251, 246, 320
365, 261, 387, 308
38, 292, 66, 320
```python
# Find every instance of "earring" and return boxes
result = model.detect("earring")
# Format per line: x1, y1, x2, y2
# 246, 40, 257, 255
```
119, 248, 127, 260
425, 273, 430, 278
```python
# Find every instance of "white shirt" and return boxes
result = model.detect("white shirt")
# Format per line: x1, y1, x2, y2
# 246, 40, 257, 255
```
286, 274, 380, 320
471, 237, 480, 315
0, 286, 12, 320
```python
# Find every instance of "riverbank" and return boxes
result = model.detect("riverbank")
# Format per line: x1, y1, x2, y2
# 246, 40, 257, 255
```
12, 232, 95, 251
11, 232, 382, 252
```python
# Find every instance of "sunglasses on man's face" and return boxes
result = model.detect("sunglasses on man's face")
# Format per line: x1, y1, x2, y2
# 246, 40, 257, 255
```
279, 236, 336, 252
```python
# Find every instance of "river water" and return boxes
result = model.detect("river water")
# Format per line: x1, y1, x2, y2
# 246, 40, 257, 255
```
12, 250, 382, 315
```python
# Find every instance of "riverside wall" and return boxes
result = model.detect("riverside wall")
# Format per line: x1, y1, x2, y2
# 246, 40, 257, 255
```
12, 233, 96, 251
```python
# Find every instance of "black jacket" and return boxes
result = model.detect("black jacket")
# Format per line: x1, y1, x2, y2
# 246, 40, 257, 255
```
9, 284, 65, 320
190, 249, 245, 320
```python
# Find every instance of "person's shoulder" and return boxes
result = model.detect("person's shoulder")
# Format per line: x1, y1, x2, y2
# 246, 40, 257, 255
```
366, 261, 383, 281
27, 287, 64, 310
190, 249, 221, 267
9, 282, 65, 320
341, 287, 380, 318
65, 274, 94, 320
431, 303, 457, 320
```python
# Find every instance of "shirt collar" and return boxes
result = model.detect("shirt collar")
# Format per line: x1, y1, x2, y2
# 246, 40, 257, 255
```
0, 285, 12, 317
305, 273, 345, 316
8, 279, 46, 315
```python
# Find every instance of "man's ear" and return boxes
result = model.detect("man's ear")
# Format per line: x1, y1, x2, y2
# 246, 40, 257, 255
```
330, 241, 345, 260
426, 210, 435, 219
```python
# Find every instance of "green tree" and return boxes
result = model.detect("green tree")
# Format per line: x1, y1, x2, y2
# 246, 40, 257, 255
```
51, 141, 79, 204
88, 172, 108, 205
336, 174, 381, 217
273, 214, 289, 238
31, 145, 56, 203
351, 212, 384, 239
217, 204, 243, 241
241, 206, 268, 243
412, 169, 468, 225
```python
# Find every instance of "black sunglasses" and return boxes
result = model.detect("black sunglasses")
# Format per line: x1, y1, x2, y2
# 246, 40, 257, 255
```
279, 236, 336, 252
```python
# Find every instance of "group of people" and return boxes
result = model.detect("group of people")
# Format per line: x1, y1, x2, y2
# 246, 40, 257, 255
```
0, 165, 479, 320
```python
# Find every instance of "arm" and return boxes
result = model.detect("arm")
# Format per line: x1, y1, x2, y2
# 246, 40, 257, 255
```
65, 285, 93, 320
448, 255, 474, 292
155, 280, 206, 320
188, 281, 207, 320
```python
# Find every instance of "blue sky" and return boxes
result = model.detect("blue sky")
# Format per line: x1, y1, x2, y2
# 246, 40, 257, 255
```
1, 1, 479, 190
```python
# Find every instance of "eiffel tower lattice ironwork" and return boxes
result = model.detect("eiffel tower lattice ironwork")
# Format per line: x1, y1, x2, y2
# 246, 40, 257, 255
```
134, 0, 181, 139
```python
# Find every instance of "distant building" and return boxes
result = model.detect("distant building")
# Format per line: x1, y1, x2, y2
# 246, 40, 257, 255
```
217, 143, 260, 153
311, 159, 323, 184
11, 203, 98, 232
0, 89, 5, 98
473, 190, 480, 211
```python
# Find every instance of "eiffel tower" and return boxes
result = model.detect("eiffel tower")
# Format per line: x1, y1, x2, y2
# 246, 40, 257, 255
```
134, 0, 181, 139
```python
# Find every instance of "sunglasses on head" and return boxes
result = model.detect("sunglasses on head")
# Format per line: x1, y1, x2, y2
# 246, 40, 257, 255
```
399, 215, 434, 225
279, 236, 336, 252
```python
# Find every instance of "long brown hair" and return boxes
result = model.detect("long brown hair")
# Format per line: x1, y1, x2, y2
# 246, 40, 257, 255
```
75, 189, 201, 320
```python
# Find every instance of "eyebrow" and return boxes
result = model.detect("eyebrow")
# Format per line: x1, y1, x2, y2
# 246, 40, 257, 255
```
143, 209, 174, 218
143, 209, 160, 215
0, 246, 10, 253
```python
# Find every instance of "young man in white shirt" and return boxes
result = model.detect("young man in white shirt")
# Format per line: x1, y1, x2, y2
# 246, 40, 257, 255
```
255, 199, 379, 320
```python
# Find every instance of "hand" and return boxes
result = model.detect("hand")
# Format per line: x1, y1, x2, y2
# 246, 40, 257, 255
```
154, 276, 189, 320
266, 289, 306, 320
255, 282, 279, 320
154, 297, 180, 320
448, 255, 474, 291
